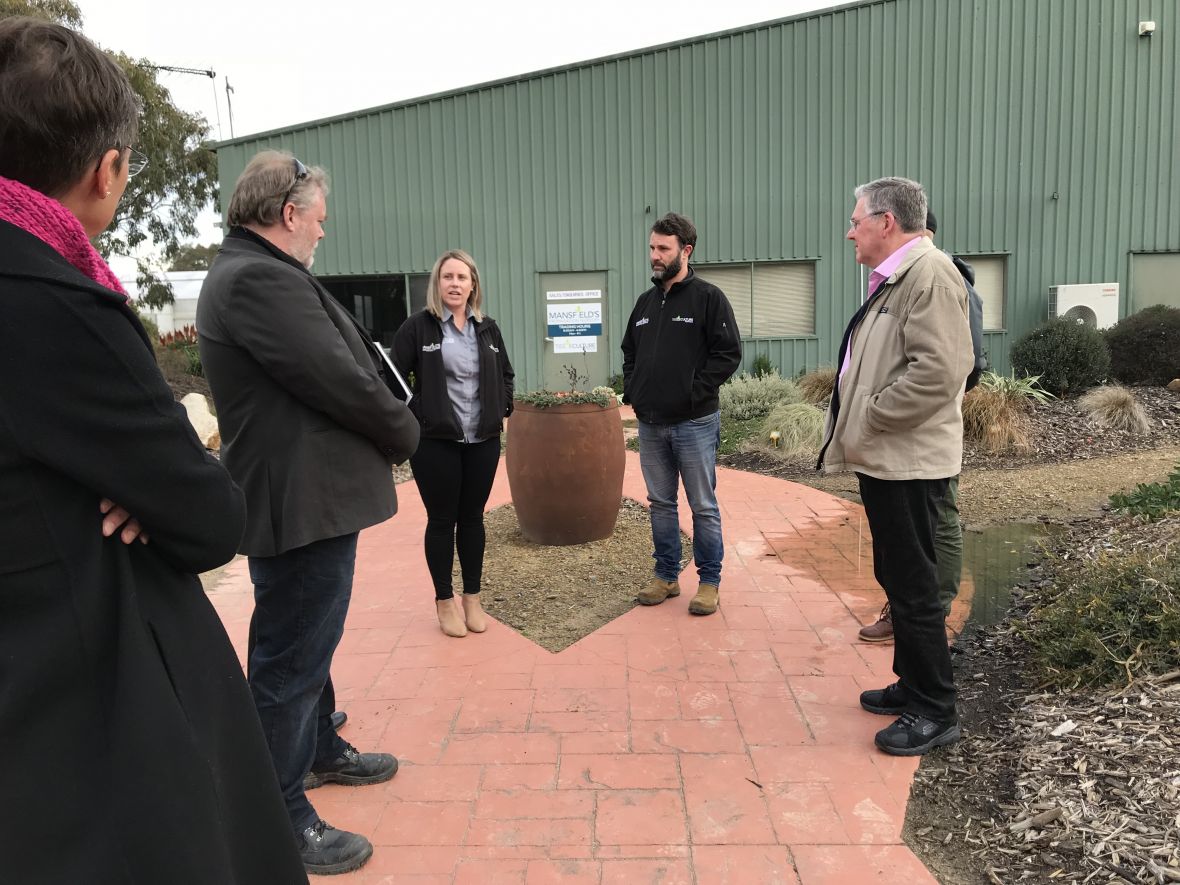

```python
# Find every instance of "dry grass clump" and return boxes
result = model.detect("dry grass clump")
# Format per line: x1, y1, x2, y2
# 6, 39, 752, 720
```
1077, 384, 1151, 434
797, 366, 837, 406
962, 386, 1033, 453
750, 401, 825, 458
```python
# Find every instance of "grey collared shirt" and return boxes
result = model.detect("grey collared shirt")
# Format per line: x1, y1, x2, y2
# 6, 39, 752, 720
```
440, 308, 483, 442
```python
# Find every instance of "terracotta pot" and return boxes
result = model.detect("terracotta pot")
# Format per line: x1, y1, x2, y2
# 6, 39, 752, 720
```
506, 400, 625, 545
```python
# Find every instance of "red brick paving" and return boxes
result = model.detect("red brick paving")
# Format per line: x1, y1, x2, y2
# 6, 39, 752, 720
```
205, 449, 957, 883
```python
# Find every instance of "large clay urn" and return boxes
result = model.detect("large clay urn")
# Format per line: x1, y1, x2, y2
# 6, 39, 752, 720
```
506, 400, 625, 545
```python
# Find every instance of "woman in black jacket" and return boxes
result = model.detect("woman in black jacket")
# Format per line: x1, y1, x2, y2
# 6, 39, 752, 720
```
0, 19, 306, 884
393, 250, 514, 637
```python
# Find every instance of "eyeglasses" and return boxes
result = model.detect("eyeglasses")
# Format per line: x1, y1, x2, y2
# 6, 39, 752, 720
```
848, 210, 886, 230
126, 147, 149, 179
280, 158, 309, 209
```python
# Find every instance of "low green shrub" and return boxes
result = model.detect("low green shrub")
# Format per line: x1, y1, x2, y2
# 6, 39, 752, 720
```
1010, 318, 1110, 397
977, 370, 1055, 403
760, 401, 825, 457
1019, 543, 1180, 688
1109, 465, 1180, 521
798, 366, 837, 406
1104, 304, 1180, 386
718, 371, 802, 421
1077, 385, 1151, 433
135, 309, 161, 354
750, 353, 775, 378
606, 373, 625, 396
515, 389, 613, 408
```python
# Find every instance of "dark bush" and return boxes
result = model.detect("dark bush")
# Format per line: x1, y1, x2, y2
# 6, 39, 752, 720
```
750, 353, 775, 378
1104, 304, 1180, 386
1010, 318, 1110, 397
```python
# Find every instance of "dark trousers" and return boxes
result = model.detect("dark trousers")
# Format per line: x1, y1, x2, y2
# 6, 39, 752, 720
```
410, 435, 501, 600
857, 474, 957, 722
247, 532, 356, 832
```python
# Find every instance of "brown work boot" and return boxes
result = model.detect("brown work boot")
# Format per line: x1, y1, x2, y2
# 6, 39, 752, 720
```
462, 594, 487, 633
638, 577, 680, 606
436, 598, 467, 637
688, 583, 720, 616
858, 603, 893, 642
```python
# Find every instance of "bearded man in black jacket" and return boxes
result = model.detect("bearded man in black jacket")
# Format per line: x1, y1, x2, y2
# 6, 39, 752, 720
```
197, 151, 419, 876
621, 212, 742, 616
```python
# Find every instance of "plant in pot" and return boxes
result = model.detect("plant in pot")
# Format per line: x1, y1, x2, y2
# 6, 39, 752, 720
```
506, 365, 625, 545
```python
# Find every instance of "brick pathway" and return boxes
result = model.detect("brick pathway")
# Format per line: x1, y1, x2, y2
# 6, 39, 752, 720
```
209, 449, 968, 884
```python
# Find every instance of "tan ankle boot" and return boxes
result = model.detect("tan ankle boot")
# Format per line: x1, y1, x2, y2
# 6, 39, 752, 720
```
462, 594, 487, 633
637, 577, 680, 606
688, 583, 720, 615
437, 598, 467, 637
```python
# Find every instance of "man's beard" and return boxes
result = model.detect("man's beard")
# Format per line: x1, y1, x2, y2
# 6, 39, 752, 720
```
652, 250, 683, 281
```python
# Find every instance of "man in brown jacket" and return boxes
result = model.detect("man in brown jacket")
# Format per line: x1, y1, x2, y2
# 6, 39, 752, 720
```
818, 176, 972, 756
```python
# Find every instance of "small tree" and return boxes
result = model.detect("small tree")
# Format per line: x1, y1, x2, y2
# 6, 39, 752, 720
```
169, 242, 220, 271
2, 0, 218, 308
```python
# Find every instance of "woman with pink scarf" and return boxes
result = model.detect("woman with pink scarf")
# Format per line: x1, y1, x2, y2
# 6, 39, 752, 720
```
0, 18, 306, 884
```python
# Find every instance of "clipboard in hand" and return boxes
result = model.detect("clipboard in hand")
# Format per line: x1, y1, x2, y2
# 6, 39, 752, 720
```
370, 341, 413, 404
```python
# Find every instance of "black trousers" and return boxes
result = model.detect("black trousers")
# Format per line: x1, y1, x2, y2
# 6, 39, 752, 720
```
410, 436, 501, 600
857, 473, 957, 722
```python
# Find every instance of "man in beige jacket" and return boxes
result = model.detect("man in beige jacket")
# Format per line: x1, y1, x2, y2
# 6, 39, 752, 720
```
818, 176, 973, 756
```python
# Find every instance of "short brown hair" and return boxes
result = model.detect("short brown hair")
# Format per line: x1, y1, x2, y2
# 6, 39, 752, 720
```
651, 212, 698, 250
425, 249, 484, 322
226, 150, 330, 228
0, 17, 140, 197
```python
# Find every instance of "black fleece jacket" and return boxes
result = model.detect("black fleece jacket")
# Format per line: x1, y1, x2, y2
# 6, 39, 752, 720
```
392, 308, 514, 441
621, 269, 742, 424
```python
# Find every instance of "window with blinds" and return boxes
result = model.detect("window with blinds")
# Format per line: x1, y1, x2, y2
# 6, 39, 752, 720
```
694, 262, 816, 338
966, 256, 1006, 331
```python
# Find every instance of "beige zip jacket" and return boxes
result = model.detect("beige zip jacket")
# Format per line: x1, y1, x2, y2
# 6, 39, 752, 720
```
820, 237, 973, 480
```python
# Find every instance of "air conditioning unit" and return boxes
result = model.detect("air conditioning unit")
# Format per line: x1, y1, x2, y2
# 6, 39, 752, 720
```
1047, 283, 1120, 329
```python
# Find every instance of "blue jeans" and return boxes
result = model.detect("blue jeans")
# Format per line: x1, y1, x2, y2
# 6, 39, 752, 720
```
638, 411, 723, 586
247, 533, 357, 832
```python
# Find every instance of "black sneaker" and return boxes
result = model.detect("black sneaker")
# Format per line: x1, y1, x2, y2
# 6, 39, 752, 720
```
304, 743, 398, 790
298, 819, 372, 876
330, 710, 347, 731
874, 711, 961, 756
859, 681, 908, 716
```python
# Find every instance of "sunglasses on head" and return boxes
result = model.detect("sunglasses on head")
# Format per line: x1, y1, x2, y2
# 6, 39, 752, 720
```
280, 158, 309, 209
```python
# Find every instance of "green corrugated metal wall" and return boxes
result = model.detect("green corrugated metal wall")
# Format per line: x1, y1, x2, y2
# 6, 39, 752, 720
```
214, 0, 1178, 390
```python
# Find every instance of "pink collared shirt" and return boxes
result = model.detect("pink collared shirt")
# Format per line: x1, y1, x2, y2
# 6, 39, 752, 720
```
839, 236, 925, 383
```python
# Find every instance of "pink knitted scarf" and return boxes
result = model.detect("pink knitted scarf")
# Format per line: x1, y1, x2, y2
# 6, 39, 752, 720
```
0, 174, 128, 299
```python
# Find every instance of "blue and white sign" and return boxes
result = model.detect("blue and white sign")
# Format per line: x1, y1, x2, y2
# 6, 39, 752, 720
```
546, 302, 603, 338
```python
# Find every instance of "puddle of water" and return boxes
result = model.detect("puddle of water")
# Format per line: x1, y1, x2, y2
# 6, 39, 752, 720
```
961, 523, 1059, 626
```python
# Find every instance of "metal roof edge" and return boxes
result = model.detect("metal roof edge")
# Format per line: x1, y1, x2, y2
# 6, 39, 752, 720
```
210, 0, 885, 150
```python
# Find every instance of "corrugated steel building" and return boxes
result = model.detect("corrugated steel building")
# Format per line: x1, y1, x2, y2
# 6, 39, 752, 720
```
212, 0, 1179, 391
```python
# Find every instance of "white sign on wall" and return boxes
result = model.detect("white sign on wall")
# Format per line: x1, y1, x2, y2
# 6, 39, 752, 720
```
546, 289, 603, 301
553, 336, 598, 354
546, 302, 603, 337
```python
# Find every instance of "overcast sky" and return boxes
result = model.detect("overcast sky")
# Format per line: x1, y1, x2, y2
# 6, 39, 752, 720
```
75, 0, 842, 267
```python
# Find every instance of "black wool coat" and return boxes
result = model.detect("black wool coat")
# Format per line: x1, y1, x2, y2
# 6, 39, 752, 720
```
197, 229, 420, 557
0, 220, 308, 884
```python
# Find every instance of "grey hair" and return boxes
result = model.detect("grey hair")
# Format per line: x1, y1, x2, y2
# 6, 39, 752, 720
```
226, 149, 330, 228
854, 177, 928, 233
